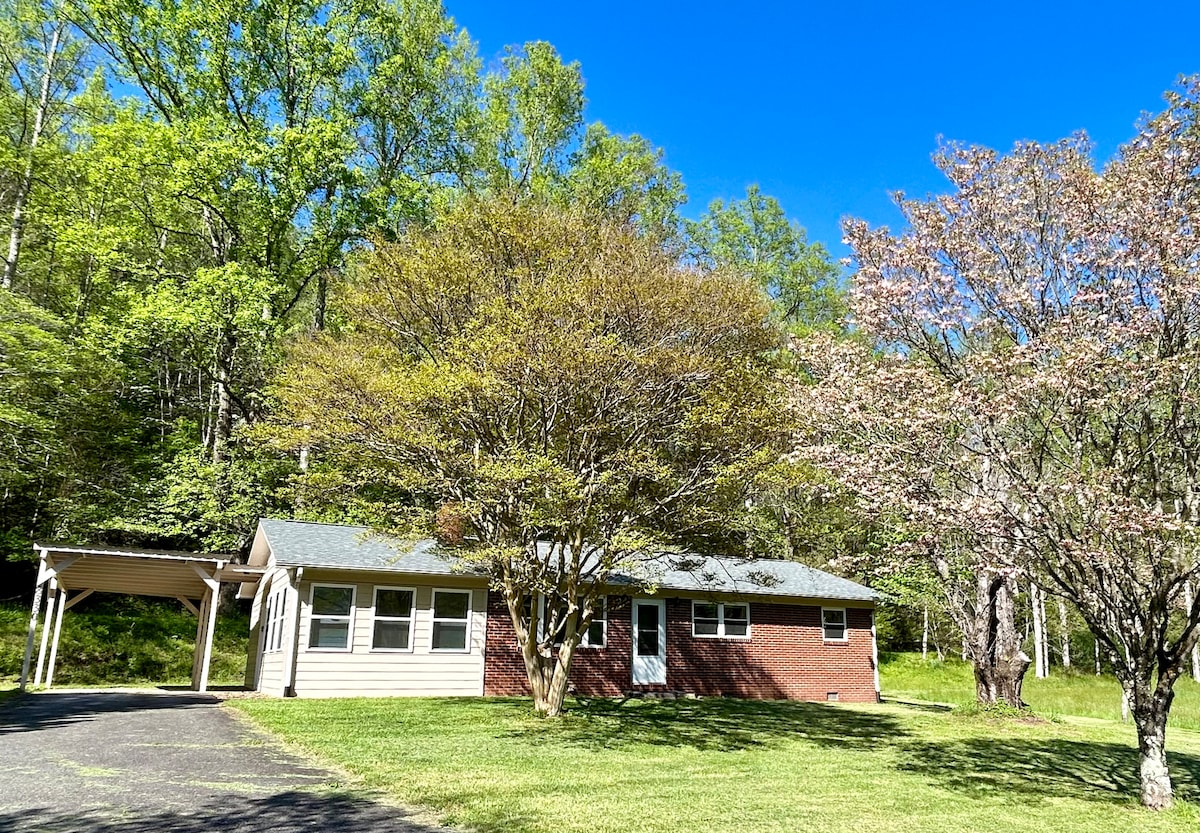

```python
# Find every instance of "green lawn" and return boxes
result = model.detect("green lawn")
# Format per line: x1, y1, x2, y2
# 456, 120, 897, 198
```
231, 673, 1200, 833
882, 652, 1200, 730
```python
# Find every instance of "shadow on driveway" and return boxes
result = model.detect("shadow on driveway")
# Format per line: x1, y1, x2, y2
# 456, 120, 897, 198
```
0, 691, 450, 833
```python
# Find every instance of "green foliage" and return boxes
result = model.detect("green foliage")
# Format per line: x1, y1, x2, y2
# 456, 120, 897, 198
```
0, 596, 248, 685
689, 185, 844, 332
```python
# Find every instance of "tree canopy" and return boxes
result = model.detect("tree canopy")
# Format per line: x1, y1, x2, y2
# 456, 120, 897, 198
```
266, 194, 788, 715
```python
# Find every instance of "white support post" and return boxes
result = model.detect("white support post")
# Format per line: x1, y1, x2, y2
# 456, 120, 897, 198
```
198, 585, 219, 693
34, 579, 58, 686
19, 551, 48, 691
46, 588, 68, 689
189, 563, 221, 693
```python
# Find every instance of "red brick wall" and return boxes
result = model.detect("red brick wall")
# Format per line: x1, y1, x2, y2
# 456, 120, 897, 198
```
483, 591, 878, 703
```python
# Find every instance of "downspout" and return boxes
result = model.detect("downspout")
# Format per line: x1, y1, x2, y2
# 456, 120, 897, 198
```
871, 606, 881, 702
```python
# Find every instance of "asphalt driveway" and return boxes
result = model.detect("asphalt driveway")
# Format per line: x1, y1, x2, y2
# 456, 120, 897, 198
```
0, 690, 451, 833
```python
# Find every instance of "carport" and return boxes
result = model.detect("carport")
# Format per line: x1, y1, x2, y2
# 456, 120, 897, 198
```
18, 543, 265, 692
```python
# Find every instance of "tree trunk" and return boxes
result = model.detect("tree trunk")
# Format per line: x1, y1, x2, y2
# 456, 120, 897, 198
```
1057, 598, 1071, 669
1031, 583, 1046, 679
971, 572, 1030, 707
4, 24, 63, 292
1130, 682, 1174, 810
212, 331, 235, 465
921, 606, 929, 661
1187, 582, 1200, 683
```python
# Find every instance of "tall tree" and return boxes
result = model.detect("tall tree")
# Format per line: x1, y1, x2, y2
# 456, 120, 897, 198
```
267, 194, 785, 716
689, 185, 843, 332
0, 0, 87, 292
792, 335, 1031, 707
842, 78, 1200, 810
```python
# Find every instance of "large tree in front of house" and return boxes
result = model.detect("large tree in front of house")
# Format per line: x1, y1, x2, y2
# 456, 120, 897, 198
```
840, 78, 1200, 810
267, 194, 786, 716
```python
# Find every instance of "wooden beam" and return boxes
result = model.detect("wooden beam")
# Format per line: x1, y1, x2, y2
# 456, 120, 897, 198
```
38, 555, 79, 584
19, 551, 48, 690
46, 587, 68, 688
190, 563, 221, 593
64, 588, 93, 610
177, 596, 199, 617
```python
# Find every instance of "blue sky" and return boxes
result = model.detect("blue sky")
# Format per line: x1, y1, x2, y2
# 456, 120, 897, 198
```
446, 0, 1200, 260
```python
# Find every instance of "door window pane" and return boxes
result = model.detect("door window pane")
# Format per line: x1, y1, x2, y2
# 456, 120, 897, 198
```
636, 604, 660, 656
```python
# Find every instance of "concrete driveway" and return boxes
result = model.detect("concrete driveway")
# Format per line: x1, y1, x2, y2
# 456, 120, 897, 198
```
0, 690, 450, 833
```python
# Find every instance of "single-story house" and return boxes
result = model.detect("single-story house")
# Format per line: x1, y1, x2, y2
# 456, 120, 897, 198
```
244, 519, 880, 702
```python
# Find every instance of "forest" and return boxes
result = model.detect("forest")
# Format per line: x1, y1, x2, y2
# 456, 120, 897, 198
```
0, 0, 840, 571
7, 0, 1200, 811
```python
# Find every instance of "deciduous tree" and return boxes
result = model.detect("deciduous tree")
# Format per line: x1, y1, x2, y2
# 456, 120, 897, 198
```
841, 78, 1200, 810
267, 195, 785, 716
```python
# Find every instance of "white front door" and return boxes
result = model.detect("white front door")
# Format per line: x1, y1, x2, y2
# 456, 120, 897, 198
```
631, 598, 666, 685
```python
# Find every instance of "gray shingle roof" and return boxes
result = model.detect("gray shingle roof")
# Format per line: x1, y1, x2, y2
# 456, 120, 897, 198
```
256, 518, 875, 602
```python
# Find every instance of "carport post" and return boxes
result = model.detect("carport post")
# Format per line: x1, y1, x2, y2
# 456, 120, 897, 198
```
19, 549, 48, 691
34, 579, 58, 686
190, 563, 221, 693
46, 588, 68, 689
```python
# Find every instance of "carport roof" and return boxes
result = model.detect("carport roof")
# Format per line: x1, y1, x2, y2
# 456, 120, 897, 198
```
35, 543, 265, 600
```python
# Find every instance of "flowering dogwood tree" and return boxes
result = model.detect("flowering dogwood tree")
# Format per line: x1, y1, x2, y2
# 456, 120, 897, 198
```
833, 79, 1200, 810
792, 336, 1031, 707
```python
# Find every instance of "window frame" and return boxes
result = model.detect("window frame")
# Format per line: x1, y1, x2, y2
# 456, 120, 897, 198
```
537, 594, 608, 649
691, 600, 752, 640
306, 582, 357, 653
370, 585, 417, 653
262, 585, 288, 654
822, 607, 848, 642
430, 588, 472, 653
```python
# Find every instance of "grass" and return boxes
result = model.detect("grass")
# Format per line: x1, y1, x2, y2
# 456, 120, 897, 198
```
0, 596, 249, 687
231, 675, 1200, 833
882, 651, 1200, 729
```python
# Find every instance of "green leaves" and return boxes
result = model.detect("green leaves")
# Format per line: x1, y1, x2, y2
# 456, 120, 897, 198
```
689, 185, 844, 333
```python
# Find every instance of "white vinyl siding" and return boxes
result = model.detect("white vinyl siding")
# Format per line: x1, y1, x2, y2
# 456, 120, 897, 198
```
292, 579, 486, 697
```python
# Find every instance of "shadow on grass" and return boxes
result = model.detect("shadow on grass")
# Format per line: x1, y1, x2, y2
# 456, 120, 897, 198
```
898, 735, 1200, 805
0, 790, 446, 833
505, 697, 909, 752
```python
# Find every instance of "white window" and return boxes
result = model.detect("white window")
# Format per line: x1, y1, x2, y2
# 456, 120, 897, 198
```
263, 586, 288, 654
538, 595, 607, 648
431, 589, 471, 652
371, 586, 416, 651
692, 601, 750, 638
308, 584, 356, 651
582, 596, 607, 648
822, 607, 848, 641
